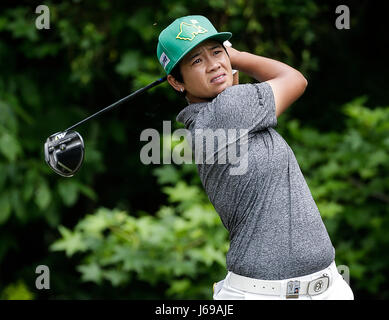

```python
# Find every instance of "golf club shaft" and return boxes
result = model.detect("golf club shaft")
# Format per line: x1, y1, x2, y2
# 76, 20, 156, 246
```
64, 76, 167, 132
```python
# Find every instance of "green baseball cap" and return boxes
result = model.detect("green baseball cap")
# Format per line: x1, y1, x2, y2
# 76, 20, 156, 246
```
157, 15, 232, 75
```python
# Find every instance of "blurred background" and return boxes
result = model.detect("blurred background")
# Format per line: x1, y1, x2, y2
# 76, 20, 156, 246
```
0, 0, 388, 299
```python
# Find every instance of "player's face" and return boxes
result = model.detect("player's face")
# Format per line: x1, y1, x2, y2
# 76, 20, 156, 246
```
179, 39, 233, 103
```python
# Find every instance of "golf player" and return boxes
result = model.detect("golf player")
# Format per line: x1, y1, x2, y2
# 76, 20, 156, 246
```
157, 15, 354, 300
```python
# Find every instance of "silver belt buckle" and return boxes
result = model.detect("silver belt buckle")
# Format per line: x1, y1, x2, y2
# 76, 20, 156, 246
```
286, 280, 300, 299
307, 274, 330, 296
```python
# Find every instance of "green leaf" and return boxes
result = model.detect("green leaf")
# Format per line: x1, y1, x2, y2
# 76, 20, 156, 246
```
115, 51, 141, 76
57, 180, 79, 206
0, 17, 8, 31
0, 163, 6, 190
75, 182, 97, 201
317, 201, 343, 219
34, 180, 51, 210
0, 280, 35, 300
50, 226, 87, 257
367, 150, 387, 168
166, 279, 191, 296
111, 246, 149, 273
10, 189, 26, 222
0, 193, 11, 224
78, 211, 108, 235
6, 7, 38, 41
103, 269, 129, 286
153, 165, 180, 185
22, 182, 34, 202
162, 181, 200, 203
0, 132, 22, 162
77, 262, 103, 284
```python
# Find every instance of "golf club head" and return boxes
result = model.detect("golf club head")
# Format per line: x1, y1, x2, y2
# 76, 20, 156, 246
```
44, 130, 85, 177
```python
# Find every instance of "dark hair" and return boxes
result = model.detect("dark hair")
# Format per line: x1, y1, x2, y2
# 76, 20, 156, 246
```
169, 42, 229, 98
169, 65, 186, 98
170, 64, 184, 85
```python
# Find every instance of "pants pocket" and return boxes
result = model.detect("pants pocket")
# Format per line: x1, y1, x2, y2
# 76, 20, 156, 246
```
213, 280, 224, 299
213, 279, 246, 300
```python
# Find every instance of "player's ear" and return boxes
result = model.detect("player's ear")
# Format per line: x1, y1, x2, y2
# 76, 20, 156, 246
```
167, 74, 184, 93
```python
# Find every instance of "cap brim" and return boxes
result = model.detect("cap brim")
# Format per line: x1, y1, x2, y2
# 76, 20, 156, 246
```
168, 32, 232, 74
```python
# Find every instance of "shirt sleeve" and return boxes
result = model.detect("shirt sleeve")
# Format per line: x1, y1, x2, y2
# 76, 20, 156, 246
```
210, 82, 277, 132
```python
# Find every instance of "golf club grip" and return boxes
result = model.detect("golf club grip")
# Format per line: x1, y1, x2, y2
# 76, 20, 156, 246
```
65, 76, 167, 132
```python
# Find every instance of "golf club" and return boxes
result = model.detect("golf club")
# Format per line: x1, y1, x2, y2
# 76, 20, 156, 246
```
44, 76, 167, 177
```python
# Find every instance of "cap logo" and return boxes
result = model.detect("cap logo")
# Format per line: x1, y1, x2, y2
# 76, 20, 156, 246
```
176, 21, 207, 41
159, 52, 170, 69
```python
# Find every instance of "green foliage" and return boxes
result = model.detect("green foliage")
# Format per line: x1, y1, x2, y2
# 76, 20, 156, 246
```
0, 89, 100, 228
51, 164, 229, 299
0, 280, 35, 300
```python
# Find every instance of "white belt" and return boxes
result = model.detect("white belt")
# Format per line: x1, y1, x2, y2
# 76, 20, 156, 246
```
227, 262, 337, 298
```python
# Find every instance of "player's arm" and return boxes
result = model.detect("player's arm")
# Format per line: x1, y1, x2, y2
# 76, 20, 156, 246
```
226, 47, 307, 118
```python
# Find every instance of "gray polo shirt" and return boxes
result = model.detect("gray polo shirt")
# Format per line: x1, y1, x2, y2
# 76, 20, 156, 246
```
176, 82, 335, 280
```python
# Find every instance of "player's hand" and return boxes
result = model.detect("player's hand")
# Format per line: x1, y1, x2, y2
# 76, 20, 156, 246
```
226, 46, 241, 69
223, 40, 240, 85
